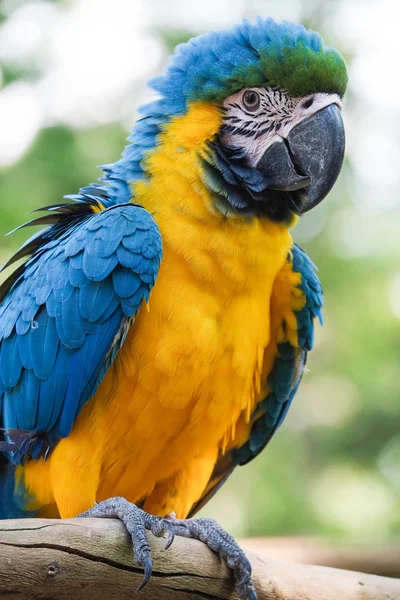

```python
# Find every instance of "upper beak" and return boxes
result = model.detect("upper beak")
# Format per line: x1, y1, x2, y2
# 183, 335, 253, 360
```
256, 104, 345, 213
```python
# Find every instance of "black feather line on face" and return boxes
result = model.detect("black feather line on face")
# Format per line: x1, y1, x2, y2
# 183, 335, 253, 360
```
222, 87, 300, 143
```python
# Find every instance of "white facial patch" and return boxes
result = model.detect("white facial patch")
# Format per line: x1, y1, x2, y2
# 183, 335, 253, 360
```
219, 87, 342, 166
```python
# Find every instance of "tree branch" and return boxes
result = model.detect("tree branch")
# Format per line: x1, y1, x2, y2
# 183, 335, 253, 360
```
0, 518, 399, 600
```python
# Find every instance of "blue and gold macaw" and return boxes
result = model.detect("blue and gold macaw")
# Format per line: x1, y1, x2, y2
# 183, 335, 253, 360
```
0, 18, 346, 599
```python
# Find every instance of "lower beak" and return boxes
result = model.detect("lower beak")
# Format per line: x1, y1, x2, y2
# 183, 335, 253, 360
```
256, 104, 345, 213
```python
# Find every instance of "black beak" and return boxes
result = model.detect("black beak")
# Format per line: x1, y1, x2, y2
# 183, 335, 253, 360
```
256, 104, 345, 213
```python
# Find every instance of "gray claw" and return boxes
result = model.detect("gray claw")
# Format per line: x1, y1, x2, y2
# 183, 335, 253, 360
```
164, 520, 175, 550
136, 555, 153, 592
247, 588, 258, 600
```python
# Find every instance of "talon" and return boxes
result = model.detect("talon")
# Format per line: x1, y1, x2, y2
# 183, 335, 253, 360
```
136, 555, 153, 592
248, 589, 258, 600
164, 520, 175, 550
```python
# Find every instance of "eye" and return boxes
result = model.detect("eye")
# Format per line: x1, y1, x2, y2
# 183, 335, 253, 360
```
242, 90, 260, 112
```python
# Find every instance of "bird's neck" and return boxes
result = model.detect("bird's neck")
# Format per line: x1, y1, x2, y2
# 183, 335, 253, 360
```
127, 102, 293, 293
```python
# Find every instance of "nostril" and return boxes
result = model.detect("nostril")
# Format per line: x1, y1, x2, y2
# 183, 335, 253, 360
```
302, 97, 314, 109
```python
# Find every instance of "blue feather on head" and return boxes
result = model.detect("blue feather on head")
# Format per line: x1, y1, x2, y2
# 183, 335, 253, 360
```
103, 17, 347, 203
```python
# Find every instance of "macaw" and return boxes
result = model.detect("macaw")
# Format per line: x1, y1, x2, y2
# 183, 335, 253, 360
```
0, 17, 346, 599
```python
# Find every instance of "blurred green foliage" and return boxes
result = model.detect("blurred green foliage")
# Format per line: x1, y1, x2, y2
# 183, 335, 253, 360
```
0, 0, 399, 540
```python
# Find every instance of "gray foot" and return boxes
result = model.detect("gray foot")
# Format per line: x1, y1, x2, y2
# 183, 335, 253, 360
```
78, 497, 257, 599
169, 515, 258, 599
78, 496, 174, 590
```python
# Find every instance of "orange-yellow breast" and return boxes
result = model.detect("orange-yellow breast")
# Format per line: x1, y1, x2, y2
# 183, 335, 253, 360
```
20, 104, 295, 519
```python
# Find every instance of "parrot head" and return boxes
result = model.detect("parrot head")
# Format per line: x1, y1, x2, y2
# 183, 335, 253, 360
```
109, 18, 347, 223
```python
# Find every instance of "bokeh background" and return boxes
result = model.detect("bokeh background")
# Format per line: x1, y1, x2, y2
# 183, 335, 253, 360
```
0, 0, 399, 541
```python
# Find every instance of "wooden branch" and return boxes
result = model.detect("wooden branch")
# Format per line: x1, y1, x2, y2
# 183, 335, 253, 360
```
0, 518, 399, 600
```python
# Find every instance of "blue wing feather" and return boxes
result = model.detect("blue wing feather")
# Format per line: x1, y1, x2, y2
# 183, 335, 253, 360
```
0, 199, 162, 465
